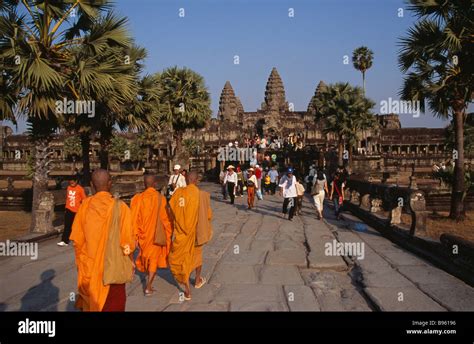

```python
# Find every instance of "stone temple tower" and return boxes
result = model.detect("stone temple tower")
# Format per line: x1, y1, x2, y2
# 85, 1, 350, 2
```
218, 81, 243, 125
260, 67, 289, 134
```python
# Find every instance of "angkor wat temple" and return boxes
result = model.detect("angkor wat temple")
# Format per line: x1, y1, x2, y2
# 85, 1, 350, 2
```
1, 67, 472, 184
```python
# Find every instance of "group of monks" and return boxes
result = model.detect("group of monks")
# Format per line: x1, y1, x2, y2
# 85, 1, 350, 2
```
70, 169, 212, 312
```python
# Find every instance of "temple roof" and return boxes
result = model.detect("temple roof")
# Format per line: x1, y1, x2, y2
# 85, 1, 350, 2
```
262, 67, 288, 112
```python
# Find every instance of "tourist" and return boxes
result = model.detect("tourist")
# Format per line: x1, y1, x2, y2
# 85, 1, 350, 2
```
246, 167, 258, 209
263, 171, 271, 195
130, 175, 172, 296
311, 170, 329, 220
330, 172, 345, 220
268, 166, 279, 195
167, 164, 186, 199
168, 171, 212, 300
181, 169, 187, 179
236, 166, 244, 198
255, 164, 263, 191
223, 165, 237, 204
219, 169, 227, 200
305, 165, 316, 191
295, 178, 306, 215
70, 169, 135, 311
278, 167, 298, 221
58, 175, 87, 247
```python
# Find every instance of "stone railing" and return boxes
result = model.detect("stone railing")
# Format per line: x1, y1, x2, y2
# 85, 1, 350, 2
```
343, 179, 427, 236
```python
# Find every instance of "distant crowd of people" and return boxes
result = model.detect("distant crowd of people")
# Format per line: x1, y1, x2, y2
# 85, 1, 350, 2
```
219, 163, 349, 221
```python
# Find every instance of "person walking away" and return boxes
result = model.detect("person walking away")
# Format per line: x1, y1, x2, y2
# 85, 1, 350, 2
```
168, 171, 212, 300
236, 166, 244, 198
223, 165, 237, 204
268, 166, 279, 195
311, 170, 329, 220
263, 173, 271, 195
278, 168, 298, 221
255, 165, 263, 191
70, 169, 135, 311
246, 168, 258, 209
130, 175, 172, 296
329, 172, 345, 220
168, 164, 186, 199
58, 175, 87, 247
219, 169, 227, 200
295, 178, 305, 215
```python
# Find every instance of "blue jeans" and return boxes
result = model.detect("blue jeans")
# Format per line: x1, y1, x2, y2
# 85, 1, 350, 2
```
333, 196, 341, 216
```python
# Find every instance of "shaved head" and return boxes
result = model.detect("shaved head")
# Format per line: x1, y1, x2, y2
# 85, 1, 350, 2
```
186, 170, 199, 185
144, 174, 157, 188
91, 169, 112, 192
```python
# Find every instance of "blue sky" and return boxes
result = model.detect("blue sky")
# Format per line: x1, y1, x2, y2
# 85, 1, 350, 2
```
6, 0, 455, 132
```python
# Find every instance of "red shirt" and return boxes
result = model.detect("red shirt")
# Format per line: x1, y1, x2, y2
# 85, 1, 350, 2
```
255, 168, 262, 179
66, 185, 87, 213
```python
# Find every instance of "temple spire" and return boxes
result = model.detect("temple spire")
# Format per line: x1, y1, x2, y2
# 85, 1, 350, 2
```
218, 81, 242, 123
262, 67, 288, 112
307, 80, 327, 114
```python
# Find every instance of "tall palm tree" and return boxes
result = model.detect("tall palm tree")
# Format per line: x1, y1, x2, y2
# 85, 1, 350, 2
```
352, 46, 374, 94
157, 66, 212, 169
313, 82, 376, 167
398, 0, 474, 220
0, 0, 135, 231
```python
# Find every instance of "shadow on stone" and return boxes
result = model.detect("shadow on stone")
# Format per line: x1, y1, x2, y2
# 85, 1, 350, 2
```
20, 269, 59, 311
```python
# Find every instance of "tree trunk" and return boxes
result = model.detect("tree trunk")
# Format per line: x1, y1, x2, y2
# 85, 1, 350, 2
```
99, 141, 110, 170
338, 136, 344, 167
30, 138, 51, 232
80, 133, 91, 186
362, 71, 366, 95
449, 106, 465, 220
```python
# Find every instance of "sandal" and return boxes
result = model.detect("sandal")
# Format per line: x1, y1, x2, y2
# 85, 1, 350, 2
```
144, 289, 154, 297
194, 277, 206, 289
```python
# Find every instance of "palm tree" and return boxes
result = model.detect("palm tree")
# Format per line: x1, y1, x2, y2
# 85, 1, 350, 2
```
352, 46, 374, 94
398, 0, 474, 220
312, 82, 376, 167
63, 135, 82, 172
157, 66, 212, 169
0, 0, 119, 231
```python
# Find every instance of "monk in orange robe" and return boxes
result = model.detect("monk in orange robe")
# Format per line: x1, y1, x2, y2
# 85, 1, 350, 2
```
168, 171, 212, 300
70, 169, 135, 312
131, 175, 172, 296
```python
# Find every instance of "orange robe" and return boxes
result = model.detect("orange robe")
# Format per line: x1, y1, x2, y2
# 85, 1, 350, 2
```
168, 184, 206, 284
131, 187, 172, 273
70, 191, 134, 312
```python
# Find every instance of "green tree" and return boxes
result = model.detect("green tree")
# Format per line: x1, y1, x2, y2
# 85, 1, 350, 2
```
109, 135, 128, 162
312, 82, 376, 167
398, 0, 474, 220
157, 66, 212, 168
0, 0, 130, 231
127, 140, 146, 171
183, 138, 203, 157
352, 46, 374, 94
63, 135, 82, 171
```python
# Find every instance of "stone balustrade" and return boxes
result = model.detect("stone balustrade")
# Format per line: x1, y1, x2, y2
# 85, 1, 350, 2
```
344, 179, 427, 236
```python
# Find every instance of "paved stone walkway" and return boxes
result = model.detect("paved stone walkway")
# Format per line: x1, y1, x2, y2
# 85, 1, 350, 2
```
0, 182, 473, 311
